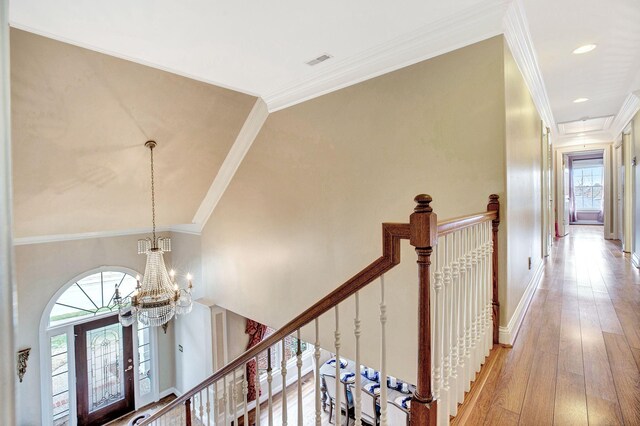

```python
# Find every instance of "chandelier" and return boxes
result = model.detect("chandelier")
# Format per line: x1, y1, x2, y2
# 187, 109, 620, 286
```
115, 140, 193, 327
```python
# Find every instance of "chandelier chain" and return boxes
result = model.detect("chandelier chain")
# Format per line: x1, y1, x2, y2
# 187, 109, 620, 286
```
150, 144, 156, 246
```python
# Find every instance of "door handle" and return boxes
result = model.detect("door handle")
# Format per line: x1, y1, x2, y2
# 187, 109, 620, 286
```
125, 366, 133, 372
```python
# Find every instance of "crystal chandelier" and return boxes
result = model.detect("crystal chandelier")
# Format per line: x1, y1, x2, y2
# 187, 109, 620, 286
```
115, 140, 194, 327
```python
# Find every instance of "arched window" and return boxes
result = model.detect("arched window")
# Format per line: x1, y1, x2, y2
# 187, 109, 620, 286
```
41, 268, 159, 426
49, 271, 137, 327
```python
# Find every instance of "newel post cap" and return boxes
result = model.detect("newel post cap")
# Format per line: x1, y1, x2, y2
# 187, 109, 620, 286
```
410, 194, 437, 247
414, 194, 433, 213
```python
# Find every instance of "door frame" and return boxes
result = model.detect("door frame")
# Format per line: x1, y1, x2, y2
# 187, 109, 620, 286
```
74, 314, 135, 425
554, 143, 614, 239
40, 266, 161, 426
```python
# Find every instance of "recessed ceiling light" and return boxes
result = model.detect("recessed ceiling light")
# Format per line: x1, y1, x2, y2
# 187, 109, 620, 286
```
573, 98, 589, 103
572, 44, 597, 54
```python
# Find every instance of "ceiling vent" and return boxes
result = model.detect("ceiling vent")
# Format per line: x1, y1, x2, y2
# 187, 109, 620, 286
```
558, 115, 615, 135
306, 53, 332, 66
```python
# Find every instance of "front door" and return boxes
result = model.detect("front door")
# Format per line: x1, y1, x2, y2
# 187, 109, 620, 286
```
75, 315, 134, 425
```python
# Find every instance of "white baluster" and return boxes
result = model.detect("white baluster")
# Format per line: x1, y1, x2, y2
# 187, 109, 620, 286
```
281, 338, 288, 426
471, 224, 480, 375
267, 348, 273, 426
206, 385, 211, 426
189, 394, 198, 421
354, 291, 362, 426
464, 227, 473, 389
314, 319, 322, 426
223, 376, 228, 426
243, 367, 249, 426
441, 235, 452, 422
458, 228, 469, 400
200, 390, 205, 423
255, 355, 261, 426
380, 274, 388, 426
481, 222, 489, 357
450, 231, 460, 415
485, 221, 493, 354
232, 370, 237, 426
433, 246, 443, 417
334, 305, 342, 426
297, 330, 303, 425
214, 380, 219, 426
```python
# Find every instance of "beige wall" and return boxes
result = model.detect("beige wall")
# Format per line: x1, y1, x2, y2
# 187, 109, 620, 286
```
226, 310, 250, 360
14, 233, 176, 425
201, 36, 508, 381
632, 112, 640, 263
502, 42, 543, 326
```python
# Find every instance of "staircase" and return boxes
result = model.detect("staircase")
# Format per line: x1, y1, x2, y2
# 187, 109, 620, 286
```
140, 193, 501, 426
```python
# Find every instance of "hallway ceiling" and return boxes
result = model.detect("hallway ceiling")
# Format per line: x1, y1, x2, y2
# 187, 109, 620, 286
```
523, 0, 640, 145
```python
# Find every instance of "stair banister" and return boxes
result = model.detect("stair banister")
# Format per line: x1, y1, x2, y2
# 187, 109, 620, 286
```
140, 194, 500, 426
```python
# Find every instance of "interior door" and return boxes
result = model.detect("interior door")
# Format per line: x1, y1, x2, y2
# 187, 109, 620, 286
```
75, 315, 134, 425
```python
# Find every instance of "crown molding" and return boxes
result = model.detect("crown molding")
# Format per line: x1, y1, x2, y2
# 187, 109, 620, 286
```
503, 0, 556, 132
191, 98, 269, 231
610, 92, 640, 139
12, 225, 200, 246
263, 0, 509, 112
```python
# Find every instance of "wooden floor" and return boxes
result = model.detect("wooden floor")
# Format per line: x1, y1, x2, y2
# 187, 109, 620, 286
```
455, 225, 640, 425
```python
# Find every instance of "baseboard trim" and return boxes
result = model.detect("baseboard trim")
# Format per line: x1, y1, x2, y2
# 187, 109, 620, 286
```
159, 387, 181, 399
632, 252, 640, 268
498, 260, 545, 346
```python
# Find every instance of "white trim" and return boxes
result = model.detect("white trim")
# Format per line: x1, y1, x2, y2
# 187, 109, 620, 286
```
632, 253, 640, 268
499, 260, 545, 345
12, 225, 200, 246
610, 93, 640, 140
503, 0, 556, 132
159, 387, 181, 399
262, 0, 509, 112
192, 98, 269, 230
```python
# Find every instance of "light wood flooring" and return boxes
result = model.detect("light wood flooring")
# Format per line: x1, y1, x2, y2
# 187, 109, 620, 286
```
454, 225, 640, 425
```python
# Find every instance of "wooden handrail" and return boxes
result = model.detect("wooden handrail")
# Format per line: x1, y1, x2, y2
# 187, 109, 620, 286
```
142, 222, 410, 423
142, 194, 500, 425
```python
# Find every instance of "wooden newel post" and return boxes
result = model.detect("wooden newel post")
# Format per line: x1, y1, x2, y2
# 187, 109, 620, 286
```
185, 397, 192, 426
409, 194, 438, 425
487, 194, 500, 344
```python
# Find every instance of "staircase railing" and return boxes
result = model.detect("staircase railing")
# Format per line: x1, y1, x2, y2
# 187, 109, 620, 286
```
140, 193, 500, 426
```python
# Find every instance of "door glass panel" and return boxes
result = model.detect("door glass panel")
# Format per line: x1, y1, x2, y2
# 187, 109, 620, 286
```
86, 323, 124, 412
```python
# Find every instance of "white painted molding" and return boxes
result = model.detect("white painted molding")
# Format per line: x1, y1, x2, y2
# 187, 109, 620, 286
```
610, 92, 640, 140
192, 98, 269, 230
503, 0, 556, 132
263, 0, 509, 112
12, 225, 198, 246
499, 260, 545, 345
159, 387, 182, 399
632, 253, 640, 269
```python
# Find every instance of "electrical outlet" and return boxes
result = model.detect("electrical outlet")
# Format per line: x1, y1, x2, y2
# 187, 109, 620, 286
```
528, 257, 532, 270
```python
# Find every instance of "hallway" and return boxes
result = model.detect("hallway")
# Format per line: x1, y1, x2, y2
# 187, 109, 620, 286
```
456, 225, 640, 425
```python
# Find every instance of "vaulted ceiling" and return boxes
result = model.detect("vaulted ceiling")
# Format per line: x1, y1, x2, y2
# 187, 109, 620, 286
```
8, 0, 640, 239
11, 30, 256, 238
